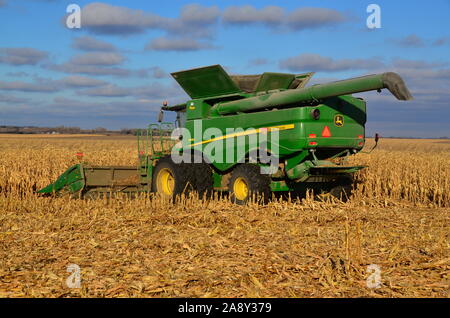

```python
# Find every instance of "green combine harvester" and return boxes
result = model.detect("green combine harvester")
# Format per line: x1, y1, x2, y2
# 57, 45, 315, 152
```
39, 65, 412, 204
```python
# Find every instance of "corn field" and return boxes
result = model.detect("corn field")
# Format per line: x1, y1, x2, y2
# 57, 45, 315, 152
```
0, 135, 448, 297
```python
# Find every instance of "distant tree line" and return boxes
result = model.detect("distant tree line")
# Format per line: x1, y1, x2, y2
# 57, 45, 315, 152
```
0, 126, 173, 136
0, 125, 141, 135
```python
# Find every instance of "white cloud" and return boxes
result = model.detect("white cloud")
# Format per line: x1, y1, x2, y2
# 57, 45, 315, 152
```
0, 47, 48, 65
69, 52, 125, 66
223, 6, 284, 26
279, 53, 384, 72
72, 36, 116, 52
145, 37, 215, 52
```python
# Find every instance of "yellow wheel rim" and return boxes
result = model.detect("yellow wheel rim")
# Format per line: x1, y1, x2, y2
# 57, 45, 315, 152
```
233, 177, 249, 201
157, 168, 175, 196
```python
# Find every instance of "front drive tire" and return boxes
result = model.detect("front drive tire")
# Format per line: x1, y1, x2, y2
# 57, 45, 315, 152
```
188, 151, 214, 200
152, 156, 191, 200
228, 164, 271, 205
190, 162, 214, 200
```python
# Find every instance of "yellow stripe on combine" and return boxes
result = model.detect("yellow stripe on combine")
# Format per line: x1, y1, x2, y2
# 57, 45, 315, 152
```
188, 124, 295, 147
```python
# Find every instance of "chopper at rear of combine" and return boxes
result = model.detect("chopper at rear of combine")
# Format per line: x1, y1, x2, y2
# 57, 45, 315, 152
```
39, 64, 412, 204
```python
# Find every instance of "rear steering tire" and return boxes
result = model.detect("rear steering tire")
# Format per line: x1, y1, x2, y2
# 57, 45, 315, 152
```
228, 164, 271, 205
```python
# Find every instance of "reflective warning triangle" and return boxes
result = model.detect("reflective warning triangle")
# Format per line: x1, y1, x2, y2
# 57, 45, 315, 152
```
322, 126, 332, 137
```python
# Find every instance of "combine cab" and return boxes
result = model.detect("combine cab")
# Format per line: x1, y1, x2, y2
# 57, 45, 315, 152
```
39, 65, 412, 204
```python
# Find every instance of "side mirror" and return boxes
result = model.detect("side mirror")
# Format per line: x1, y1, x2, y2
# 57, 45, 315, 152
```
158, 109, 164, 123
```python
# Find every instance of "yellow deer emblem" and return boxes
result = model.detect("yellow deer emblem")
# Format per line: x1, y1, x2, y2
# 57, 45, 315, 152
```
334, 114, 344, 127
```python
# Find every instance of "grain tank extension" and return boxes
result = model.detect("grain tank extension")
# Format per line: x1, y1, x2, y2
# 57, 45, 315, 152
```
39, 65, 412, 204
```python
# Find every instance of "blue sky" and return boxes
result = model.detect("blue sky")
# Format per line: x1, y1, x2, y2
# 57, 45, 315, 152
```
0, 0, 449, 137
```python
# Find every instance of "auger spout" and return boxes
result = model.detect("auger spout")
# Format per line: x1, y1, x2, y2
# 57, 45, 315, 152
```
211, 72, 412, 116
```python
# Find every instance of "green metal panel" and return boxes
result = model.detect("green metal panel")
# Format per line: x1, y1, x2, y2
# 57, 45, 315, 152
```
286, 160, 366, 181
171, 65, 241, 99
294, 72, 315, 89
255, 72, 296, 92
38, 164, 85, 195
213, 172, 222, 189
301, 96, 366, 151
270, 181, 291, 192
186, 100, 210, 120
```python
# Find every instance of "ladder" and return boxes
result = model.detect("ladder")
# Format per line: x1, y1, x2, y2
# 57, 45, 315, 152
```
137, 123, 176, 192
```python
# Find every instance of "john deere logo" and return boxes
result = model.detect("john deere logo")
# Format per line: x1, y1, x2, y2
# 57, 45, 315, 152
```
334, 114, 344, 127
